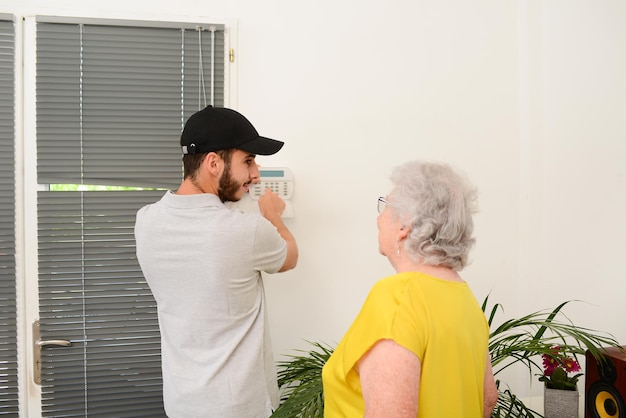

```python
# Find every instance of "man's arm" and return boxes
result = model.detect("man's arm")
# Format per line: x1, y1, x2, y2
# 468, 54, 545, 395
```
258, 189, 298, 272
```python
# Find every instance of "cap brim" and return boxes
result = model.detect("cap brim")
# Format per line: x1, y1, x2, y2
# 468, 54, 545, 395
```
237, 136, 284, 155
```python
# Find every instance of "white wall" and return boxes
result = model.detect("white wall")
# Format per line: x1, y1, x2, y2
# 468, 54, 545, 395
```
5, 0, 626, 400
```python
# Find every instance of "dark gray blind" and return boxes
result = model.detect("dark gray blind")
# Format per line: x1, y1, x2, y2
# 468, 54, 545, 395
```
36, 18, 225, 417
0, 16, 18, 417
37, 191, 165, 417
37, 21, 225, 189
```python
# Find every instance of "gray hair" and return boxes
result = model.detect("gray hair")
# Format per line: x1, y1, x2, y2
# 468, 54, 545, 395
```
389, 160, 478, 271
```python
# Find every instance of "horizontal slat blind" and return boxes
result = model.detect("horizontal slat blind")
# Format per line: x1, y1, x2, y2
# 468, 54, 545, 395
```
80, 25, 182, 189
36, 22, 82, 186
35, 18, 225, 417
37, 22, 225, 189
38, 190, 166, 417
0, 16, 18, 417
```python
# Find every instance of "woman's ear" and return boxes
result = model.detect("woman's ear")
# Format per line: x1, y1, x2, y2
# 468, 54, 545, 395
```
398, 225, 410, 240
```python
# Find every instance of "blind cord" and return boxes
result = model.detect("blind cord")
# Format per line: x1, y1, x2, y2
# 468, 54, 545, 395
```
209, 26, 215, 106
78, 22, 89, 417
198, 29, 207, 108
197, 26, 217, 108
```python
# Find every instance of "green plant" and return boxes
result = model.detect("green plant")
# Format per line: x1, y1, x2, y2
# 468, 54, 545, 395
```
271, 341, 333, 418
484, 296, 621, 417
271, 297, 622, 418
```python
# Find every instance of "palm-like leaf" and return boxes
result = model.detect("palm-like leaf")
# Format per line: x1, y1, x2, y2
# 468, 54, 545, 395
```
483, 295, 622, 417
492, 381, 542, 417
271, 341, 334, 418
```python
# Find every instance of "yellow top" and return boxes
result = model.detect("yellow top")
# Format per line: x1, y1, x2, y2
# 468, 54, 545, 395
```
322, 272, 490, 418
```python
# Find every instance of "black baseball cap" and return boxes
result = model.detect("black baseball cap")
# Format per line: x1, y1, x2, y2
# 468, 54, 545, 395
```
180, 106, 284, 155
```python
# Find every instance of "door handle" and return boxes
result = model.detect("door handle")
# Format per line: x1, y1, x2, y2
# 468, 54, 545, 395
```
36, 339, 72, 347
32, 320, 72, 385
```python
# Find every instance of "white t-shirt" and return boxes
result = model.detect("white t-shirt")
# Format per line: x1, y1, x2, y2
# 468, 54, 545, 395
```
135, 191, 287, 418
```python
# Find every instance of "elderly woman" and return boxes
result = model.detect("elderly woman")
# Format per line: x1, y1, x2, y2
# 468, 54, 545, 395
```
322, 160, 498, 418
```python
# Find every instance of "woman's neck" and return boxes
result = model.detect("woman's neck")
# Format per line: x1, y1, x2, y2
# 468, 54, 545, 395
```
396, 262, 464, 283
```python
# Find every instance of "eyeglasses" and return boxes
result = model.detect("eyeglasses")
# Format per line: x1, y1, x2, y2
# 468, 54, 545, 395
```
377, 197, 390, 214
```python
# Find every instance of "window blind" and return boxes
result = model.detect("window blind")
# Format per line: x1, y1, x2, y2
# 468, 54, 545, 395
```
36, 19, 225, 417
37, 21, 225, 189
0, 16, 17, 417
37, 191, 165, 417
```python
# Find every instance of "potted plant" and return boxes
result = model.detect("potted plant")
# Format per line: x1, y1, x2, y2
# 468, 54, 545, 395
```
537, 346, 582, 417
539, 346, 582, 390
271, 297, 622, 418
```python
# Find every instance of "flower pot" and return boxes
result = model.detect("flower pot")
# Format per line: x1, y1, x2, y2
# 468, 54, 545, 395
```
544, 386, 579, 418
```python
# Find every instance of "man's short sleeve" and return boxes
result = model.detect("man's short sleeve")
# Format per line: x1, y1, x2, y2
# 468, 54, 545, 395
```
251, 216, 287, 274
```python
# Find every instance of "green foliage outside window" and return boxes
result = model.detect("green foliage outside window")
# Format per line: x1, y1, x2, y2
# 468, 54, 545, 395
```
49, 184, 163, 191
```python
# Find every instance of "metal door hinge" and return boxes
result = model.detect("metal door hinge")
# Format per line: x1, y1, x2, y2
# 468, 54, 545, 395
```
33, 320, 71, 385
229, 48, 235, 62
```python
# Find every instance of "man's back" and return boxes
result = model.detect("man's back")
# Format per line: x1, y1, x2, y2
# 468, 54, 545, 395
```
135, 191, 286, 417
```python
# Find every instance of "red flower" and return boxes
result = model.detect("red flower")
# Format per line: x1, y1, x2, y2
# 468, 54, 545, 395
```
542, 354, 559, 376
539, 345, 582, 390
562, 357, 581, 373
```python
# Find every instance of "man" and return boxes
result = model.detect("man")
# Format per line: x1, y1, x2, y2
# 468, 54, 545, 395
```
135, 106, 298, 418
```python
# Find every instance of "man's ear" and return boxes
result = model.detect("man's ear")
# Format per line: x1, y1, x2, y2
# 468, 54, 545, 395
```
204, 152, 221, 176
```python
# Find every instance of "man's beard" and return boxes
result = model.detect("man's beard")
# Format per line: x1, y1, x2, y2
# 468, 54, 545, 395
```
218, 165, 243, 202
